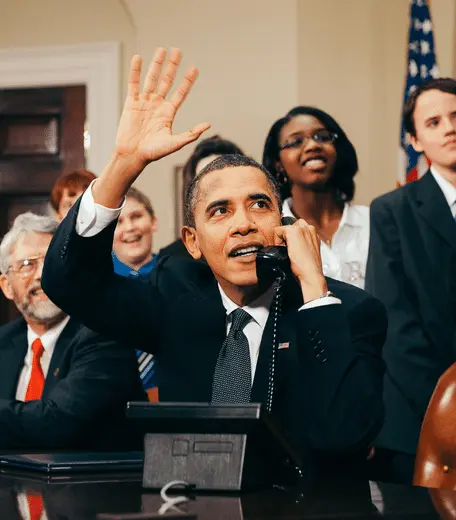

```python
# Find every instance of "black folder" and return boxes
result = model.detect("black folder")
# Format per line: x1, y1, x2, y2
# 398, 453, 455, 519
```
0, 451, 143, 474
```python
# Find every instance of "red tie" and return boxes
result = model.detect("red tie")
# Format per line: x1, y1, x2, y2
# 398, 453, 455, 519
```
25, 338, 45, 401
26, 493, 44, 520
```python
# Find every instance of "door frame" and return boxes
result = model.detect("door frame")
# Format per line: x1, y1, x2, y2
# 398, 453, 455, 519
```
0, 42, 120, 175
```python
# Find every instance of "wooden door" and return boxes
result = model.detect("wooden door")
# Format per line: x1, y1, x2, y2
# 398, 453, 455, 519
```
0, 86, 86, 324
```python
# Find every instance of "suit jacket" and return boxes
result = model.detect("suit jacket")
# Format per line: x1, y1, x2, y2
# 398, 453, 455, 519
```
0, 317, 146, 451
42, 200, 387, 478
157, 238, 192, 260
365, 171, 456, 455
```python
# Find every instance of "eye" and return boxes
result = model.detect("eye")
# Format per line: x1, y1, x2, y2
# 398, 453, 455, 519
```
252, 200, 270, 210
281, 136, 303, 149
427, 119, 439, 127
212, 207, 228, 217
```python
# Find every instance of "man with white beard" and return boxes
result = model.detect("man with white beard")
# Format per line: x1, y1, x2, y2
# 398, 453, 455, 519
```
0, 212, 145, 450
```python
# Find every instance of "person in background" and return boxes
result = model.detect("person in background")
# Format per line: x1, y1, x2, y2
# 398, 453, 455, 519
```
366, 78, 456, 484
50, 169, 97, 221
112, 186, 159, 401
157, 135, 245, 259
0, 212, 144, 450
263, 107, 369, 289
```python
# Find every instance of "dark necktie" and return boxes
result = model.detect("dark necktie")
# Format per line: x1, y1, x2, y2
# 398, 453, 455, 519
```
211, 308, 252, 403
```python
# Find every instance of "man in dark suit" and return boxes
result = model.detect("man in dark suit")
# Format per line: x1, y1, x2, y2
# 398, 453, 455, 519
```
0, 212, 145, 450
365, 78, 456, 483
42, 48, 387, 479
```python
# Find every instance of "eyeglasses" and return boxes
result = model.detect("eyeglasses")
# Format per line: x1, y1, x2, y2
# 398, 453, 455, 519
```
278, 129, 338, 150
6, 255, 46, 279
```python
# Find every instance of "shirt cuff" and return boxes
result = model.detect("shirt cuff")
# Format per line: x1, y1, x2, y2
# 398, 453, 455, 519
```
76, 180, 125, 237
298, 296, 341, 311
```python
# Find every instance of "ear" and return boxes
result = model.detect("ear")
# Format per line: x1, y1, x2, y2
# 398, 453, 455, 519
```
0, 274, 14, 301
181, 226, 202, 260
409, 133, 424, 153
151, 216, 158, 233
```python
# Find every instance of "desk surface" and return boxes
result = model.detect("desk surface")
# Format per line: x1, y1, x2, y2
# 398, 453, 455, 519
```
0, 471, 453, 520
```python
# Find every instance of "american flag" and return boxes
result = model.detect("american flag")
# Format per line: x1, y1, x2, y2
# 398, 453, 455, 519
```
398, 0, 439, 186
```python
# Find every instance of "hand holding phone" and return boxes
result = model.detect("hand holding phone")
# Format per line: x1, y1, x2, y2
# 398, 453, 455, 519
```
273, 218, 328, 303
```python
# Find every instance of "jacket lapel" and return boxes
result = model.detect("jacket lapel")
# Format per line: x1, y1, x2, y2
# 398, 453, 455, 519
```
0, 320, 28, 399
43, 319, 80, 396
415, 171, 456, 250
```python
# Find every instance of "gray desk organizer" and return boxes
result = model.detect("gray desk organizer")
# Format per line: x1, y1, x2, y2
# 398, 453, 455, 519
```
126, 402, 302, 491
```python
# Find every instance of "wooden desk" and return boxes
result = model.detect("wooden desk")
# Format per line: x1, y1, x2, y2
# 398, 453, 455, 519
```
0, 471, 444, 519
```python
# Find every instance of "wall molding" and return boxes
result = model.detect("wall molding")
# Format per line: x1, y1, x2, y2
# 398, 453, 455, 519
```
0, 42, 121, 174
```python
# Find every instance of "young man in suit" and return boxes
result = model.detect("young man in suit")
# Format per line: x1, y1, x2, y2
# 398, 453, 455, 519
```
365, 78, 456, 483
0, 212, 145, 450
42, 48, 387, 480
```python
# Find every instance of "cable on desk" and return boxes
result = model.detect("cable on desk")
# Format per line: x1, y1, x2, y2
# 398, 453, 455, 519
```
158, 480, 192, 515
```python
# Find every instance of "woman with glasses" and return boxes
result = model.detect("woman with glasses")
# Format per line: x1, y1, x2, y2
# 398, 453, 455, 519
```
262, 106, 369, 289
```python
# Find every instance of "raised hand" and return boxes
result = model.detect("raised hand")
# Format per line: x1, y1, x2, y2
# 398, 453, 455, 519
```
116, 47, 211, 168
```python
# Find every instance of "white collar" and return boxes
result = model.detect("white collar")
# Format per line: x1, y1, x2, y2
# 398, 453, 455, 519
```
217, 284, 275, 330
282, 197, 360, 228
430, 166, 456, 209
27, 316, 70, 354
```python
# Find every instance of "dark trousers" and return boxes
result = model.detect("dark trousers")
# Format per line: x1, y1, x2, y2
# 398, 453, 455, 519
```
366, 447, 416, 485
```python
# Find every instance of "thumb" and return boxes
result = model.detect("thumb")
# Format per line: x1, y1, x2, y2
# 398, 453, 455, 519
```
173, 122, 211, 150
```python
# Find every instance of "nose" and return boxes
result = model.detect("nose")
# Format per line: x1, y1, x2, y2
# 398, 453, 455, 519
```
442, 117, 456, 134
123, 218, 135, 231
231, 209, 258, 236
34, 257, 45, 280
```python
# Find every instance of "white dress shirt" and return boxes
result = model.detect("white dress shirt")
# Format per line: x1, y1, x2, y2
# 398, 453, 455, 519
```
282, 198, 370, 289
218, 282, 341, 383
15, 316, 70, 401
430, 166, 456, 216
17, 493, 48, 520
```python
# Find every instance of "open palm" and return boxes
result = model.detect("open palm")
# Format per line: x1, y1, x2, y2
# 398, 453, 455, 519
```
116, 48, 210, 165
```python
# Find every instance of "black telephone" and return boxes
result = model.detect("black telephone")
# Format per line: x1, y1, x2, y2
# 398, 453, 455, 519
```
255, 216, 295, 284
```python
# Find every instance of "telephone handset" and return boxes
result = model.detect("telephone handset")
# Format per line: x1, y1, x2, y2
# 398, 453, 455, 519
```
254, 216, 297, 415
255, 216, 295, 284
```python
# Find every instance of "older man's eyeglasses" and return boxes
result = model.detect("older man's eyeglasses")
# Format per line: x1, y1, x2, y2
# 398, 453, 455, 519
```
279, 129, 338, 150
6, 255, 46, 279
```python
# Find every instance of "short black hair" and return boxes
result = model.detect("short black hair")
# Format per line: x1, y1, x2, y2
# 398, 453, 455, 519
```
262, 106, 358, 202
404, 77, 456, 137
183, 135, 245, 182
184, 154, 282, 227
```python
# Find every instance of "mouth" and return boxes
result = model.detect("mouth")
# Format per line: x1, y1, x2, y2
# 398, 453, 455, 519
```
444, 139, 456, 147
122, 235, 142, 245
228, 243, 263, 259
301, 154, 328, 171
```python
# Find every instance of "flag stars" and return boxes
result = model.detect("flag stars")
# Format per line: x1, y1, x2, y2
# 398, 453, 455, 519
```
421, 40, 430, 55
430, 64, 439, 78
422, 19, 432, 34
409, 60, 418, 77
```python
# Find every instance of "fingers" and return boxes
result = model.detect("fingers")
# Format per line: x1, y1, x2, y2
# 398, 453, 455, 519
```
127, 55, 143, 99
167, 66, 199, 115
155, 48, 182, 99
142, 47, 167, 95
274, 219, 319, 249
296, 219, 320, 252
173, 122, 212, 150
